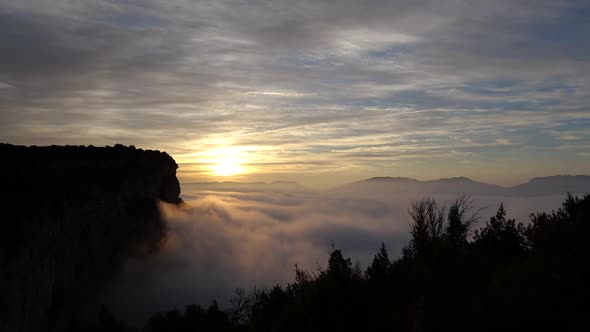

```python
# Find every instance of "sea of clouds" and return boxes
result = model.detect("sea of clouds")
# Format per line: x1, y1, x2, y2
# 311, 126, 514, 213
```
100, 184, 567, 325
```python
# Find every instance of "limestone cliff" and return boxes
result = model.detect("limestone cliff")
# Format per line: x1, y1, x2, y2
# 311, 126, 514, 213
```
0, 144, 182, 332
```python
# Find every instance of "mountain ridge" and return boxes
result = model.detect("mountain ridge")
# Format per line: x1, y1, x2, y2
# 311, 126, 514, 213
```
348, 175, 590, 196
180, 175, 589, 196
359, 174, 590, 187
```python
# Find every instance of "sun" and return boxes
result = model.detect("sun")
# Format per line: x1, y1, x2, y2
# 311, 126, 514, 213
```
201, 145, 251, 177
212, 158, 245, 176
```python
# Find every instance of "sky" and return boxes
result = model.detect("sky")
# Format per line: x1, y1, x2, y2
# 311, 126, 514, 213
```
1, 0, 589, 187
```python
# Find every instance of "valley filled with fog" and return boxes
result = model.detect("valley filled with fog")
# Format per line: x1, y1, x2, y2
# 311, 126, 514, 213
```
101, 178, 581, 324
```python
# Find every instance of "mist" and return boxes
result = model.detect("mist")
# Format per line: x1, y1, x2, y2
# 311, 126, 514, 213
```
99, 182, 568, 325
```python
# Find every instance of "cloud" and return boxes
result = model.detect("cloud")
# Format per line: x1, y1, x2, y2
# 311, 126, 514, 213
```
98, 187, 412, 325
245, 91, 317, 97
495, 138, 511, 145
98, 184, 568, 325
1, 0, 589, 184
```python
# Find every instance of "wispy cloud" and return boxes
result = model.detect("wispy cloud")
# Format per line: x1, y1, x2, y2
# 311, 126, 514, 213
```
1, 0, 589, 184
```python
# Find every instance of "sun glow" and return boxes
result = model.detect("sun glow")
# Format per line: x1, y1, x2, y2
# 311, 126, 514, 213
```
212, 158, 244, 176
178, 143, 256, 178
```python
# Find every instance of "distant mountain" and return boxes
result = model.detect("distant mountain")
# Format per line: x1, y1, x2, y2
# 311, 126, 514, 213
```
339, 176, 505, 196
362, 176, 420, 183
421, 177, 505, 195
338, 175, 590, 197
182, 181, 307, 193
510, 175, 590, 196
180, 176, 590, 196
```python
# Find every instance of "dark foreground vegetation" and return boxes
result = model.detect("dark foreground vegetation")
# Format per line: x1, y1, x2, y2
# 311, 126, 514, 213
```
92, 194, 589, 332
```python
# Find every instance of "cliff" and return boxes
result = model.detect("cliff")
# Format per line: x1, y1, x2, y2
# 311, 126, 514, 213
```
0, 144, 182, 332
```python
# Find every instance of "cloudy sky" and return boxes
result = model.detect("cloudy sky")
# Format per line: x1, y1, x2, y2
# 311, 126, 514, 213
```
1, 0, 589, 186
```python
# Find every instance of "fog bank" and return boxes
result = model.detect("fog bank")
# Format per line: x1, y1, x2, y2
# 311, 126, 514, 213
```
101, 184, 568, 325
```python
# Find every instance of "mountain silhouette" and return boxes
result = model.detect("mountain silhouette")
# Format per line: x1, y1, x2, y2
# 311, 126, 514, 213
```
510, 175, 590, 196
338, 175, 589, 196
338, 176, 504, 196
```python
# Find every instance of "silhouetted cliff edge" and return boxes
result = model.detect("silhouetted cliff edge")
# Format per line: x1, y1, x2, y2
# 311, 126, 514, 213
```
0, 144, 182, 332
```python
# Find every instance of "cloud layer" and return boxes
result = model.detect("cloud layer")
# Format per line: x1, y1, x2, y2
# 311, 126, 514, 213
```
100, 190, 409, 324
1, 0, 589, 185
99, 185, 566, 325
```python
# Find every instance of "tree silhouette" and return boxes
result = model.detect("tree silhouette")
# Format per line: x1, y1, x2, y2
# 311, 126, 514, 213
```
326, 249, 352, 281
403, 197, 446, 259
229, 288, 251, 327
366, 243, 390, 283
445, 194, 479, 246
474, 203, 528, 260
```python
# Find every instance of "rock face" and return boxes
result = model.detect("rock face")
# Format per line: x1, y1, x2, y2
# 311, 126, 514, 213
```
0, 144, 182, 332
